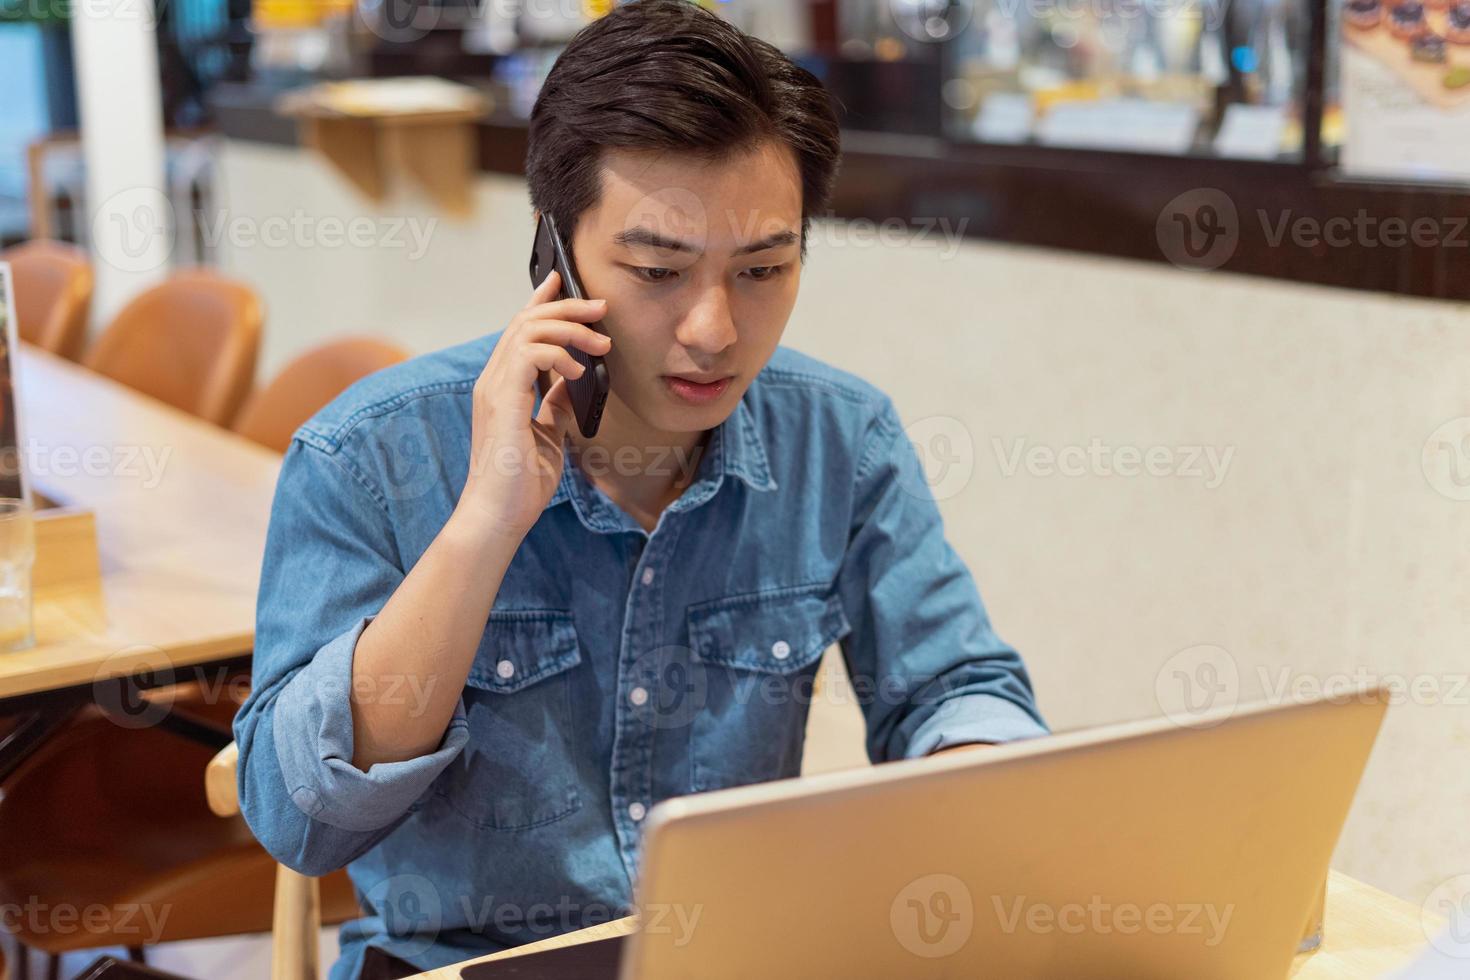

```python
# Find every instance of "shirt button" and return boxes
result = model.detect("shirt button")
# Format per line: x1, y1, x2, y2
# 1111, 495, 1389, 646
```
629, 686, 649, 707
628, 802, 646, 821
641, 567, 655, 586
771, 640, 791, 660
495, 659, 515, 679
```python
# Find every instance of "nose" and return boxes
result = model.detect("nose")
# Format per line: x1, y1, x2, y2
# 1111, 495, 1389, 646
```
674, 282, 737, 356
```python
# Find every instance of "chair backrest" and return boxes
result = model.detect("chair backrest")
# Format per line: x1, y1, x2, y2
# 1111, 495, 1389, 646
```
84, 269, 263, 426
233, 337, 411, 453
208, 742, 320, 980
3, 239, 94, 361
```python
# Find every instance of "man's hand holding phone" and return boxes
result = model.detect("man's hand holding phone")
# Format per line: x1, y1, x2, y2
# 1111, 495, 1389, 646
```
451, 268, 611, 546
351, 271, 609, 770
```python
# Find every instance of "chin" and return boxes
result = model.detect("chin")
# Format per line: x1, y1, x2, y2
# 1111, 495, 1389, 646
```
617, 378, 742, 436
619, 394, 727, 437
648, 400, 732, 435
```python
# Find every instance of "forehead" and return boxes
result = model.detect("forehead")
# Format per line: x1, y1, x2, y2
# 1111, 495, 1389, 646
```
586, 141, 803, 247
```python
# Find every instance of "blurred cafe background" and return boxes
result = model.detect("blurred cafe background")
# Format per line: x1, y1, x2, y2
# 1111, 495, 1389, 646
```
0, 0, 1467, 976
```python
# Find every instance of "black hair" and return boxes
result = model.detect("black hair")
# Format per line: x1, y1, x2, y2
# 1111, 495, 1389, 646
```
526, 0, 842, 256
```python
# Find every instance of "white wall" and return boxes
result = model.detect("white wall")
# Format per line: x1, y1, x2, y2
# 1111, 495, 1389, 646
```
70, 0, 169, 323
214, 138, 1470, 908
797, 226, 1470, 915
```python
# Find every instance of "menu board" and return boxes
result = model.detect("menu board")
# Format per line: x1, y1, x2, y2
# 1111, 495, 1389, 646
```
1340, 0, 1470, 181
0, 264, 27, 503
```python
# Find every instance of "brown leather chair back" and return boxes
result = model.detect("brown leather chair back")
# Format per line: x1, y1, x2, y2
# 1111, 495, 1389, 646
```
84, 269, 263, 426
233, 337, 411, 453
0, 703, 361, 956
3, 239, 93, 361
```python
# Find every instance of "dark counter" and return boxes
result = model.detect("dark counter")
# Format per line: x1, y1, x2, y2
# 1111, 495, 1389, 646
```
211, 81, 1470, 302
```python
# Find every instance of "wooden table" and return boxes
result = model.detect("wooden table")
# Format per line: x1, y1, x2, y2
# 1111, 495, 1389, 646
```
410, 871, 1438, 979
0, 344, 280, 768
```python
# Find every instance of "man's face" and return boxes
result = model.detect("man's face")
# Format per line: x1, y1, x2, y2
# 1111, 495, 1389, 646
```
567, 140, 804, 440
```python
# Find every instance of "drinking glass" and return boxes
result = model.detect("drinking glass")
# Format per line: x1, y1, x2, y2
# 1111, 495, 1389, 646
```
0, 497, 37, 653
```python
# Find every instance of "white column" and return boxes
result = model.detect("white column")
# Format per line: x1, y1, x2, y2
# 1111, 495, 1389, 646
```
69, 0, 170, 328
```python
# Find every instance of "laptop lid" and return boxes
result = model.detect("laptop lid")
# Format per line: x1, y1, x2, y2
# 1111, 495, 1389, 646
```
623, 687, 1388, 979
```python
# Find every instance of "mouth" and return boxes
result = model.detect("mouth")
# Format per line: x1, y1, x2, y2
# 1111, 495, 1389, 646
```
662, 374, 734, 405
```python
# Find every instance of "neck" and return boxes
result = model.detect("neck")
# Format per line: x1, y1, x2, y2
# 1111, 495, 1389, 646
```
567, 388, 710, 524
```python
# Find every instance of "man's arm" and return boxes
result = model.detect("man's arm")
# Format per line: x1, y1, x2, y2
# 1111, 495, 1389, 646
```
351, 274, 608, 768
237, 286, 607, 875
834, 397, 1048, 763
234, 439, 474, 875
348, 505, 520, 769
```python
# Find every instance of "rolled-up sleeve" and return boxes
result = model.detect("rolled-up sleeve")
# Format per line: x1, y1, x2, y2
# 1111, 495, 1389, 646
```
234, 437, 469, 877
835, 399, 1048, 762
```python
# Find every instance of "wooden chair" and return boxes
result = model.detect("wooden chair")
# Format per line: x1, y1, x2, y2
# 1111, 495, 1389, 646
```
1, 240, 93, 361
233, 338, 411, 453
206, 743, 326, 980
0, 680, 360, 980
26, 130, 221, 265
0, 698, 263, 978
83, 270, 262, 426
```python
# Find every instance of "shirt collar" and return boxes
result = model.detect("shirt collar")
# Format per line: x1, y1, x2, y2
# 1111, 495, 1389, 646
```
720, 395, 779, 494
543, 396, 778, 528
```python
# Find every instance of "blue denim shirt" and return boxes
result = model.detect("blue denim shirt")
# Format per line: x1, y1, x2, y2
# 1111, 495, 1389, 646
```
234, 332, 1048, 980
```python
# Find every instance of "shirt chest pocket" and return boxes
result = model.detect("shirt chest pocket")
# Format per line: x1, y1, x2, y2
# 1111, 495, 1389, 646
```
685, 584, 851, 793
434, 610, 584, 831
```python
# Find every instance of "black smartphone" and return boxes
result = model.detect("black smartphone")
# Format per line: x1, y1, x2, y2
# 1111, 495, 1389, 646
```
528, 212, 610, 438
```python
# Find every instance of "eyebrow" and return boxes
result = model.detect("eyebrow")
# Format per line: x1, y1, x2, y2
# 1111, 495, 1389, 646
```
611, 227, 799, 256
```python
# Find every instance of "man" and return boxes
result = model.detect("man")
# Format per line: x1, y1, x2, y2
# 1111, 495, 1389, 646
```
235, 2, 1047, 977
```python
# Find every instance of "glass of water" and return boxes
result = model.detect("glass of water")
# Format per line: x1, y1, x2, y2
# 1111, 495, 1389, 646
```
0, 497, 36, 653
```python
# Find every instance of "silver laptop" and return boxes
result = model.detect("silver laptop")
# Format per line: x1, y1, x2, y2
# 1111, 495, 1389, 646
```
617, 686, 1388, 979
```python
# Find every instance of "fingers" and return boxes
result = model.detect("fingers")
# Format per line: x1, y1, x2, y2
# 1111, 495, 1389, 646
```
482, 272, 610, 414
521, 342, 587, 384
523, 268, 561, 309
518, 318, 612, 357
519, 295, 608, 327
534, 372, 576, 437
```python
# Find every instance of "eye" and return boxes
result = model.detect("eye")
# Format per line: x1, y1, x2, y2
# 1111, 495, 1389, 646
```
743, 264, 787, 281
632, 267, 676, 283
